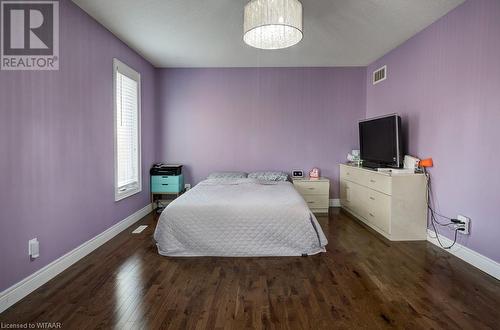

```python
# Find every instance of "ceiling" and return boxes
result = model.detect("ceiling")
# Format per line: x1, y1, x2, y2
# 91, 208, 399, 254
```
72, 0, 465, 68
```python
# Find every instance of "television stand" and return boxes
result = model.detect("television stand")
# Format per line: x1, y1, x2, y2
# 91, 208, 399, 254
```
339, 163, 427, 241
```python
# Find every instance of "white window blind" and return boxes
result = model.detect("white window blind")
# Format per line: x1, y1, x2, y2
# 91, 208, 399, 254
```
114, 59, 141, 201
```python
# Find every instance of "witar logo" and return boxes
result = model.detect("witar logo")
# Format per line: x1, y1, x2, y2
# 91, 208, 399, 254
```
1, 0, 59, 70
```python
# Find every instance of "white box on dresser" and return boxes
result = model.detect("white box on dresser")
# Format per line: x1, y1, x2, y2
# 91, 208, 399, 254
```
292, 177, 330, 214
339, 164, 427, 241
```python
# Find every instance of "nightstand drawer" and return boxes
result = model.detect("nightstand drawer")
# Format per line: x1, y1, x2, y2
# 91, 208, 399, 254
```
303, 195, 329, 209
151, 175, 183, 193
292, 177, 330, 214
293, 181, 329, 195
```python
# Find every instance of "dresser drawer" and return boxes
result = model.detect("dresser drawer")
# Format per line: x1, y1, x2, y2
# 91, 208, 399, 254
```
365, 190, 391, 234
364, 174, 392, 195
303, 194, 329, 209
339, 179, 351, 209
340, 165, 366, 186
340, 165, 391, 195
151, 175, 183, 193
347, 182, 367, 218
293, 180, 329, 196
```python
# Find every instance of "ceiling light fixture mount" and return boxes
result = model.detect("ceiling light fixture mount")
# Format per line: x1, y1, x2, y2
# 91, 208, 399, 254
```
243, 0, 303, 50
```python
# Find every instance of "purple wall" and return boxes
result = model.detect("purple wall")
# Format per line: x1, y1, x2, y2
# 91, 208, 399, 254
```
366, 0, 500, 262
3, 0, 498, 295
156, 67, 366, 197
0, 0, 156, 291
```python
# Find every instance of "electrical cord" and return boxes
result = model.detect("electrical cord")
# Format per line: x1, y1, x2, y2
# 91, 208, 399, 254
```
425, 171, 455, 225
429, 204, 460, 249
428, 206, 455, 226
429, 207, 454, 221
425, 171, 453, 226
424, 169, 460, 249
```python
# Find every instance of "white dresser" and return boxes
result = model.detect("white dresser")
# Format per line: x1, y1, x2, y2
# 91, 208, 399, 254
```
292, 177, 330, 214
339, 164, 427, 241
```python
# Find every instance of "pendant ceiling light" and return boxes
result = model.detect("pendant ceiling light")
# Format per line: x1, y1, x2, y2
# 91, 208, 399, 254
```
243, 0, 303, 50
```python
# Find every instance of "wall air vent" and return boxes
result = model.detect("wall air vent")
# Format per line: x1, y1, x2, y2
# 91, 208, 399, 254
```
372, 65, 387, 85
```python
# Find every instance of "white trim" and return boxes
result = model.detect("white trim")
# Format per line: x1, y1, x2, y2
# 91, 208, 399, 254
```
0, 204, 152, 313
427, 229, 500, 280
113, 58, 142, 202
329, 199, 340, 207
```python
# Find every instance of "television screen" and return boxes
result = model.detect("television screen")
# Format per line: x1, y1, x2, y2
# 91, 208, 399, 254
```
359, 114, 403, 168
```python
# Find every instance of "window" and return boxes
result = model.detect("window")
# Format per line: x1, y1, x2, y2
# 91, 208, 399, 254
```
113, 58, 141, 201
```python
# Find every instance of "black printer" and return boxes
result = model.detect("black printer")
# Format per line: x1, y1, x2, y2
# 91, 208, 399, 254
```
150, 163, 182, 176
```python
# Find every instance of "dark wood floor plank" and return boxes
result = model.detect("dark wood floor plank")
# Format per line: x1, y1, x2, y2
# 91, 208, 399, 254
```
1, 209, 500, 329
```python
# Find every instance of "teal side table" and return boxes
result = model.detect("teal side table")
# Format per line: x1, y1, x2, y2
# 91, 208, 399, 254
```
151, 174, 184, 209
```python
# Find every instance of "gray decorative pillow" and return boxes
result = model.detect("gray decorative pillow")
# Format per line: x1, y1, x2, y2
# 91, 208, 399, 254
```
248, 171, 289, 181
207, 171, 248, 179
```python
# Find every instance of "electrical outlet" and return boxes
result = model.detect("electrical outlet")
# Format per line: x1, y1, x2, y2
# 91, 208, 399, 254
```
184, 183, 191, 191
457, 215, 470, 235
29, 238, 40, 259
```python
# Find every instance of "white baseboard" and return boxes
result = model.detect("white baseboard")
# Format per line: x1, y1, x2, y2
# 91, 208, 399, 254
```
0, 204, 152, 313
329, 199, 340, 207
427, 229, 500, 280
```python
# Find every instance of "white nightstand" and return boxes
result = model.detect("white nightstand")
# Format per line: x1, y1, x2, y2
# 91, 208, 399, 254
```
292, 177, 330, 214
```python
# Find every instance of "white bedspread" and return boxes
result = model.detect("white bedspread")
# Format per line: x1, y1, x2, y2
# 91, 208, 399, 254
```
153, 178, 328, 257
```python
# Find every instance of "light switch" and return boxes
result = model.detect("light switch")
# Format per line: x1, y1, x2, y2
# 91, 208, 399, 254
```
29, 238, 39, 259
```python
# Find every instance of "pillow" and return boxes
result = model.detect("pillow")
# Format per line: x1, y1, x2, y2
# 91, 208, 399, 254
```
207, 171, 248, 179
248, 171, 289, 181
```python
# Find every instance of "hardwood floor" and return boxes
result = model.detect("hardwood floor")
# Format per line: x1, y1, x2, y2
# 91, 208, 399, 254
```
1, 209, 500, 329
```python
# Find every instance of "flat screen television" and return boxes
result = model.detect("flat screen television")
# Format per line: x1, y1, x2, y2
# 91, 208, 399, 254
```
359, 114, 403, 168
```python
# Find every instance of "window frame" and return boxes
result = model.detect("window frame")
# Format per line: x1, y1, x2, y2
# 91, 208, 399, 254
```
113, 58, 142, 202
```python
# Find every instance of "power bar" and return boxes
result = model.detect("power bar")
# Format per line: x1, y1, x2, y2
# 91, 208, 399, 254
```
452, 215, 470, 235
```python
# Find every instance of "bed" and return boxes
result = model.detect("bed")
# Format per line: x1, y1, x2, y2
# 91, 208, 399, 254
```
153, 178, 328, 257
